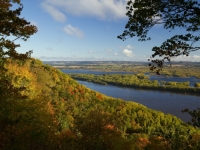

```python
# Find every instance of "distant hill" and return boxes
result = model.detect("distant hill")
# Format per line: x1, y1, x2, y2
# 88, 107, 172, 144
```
43, 61, 149, 65
43, 60, 200, 67
0, 58, 200, 150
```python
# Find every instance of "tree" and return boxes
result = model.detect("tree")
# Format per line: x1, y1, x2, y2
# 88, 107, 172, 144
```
0, 2, 54, 148
0, 0, 37, 104
118, 0, 200, 73
0, 0, 37, 59
182, 108, 200, 127
74, 109, 126, 150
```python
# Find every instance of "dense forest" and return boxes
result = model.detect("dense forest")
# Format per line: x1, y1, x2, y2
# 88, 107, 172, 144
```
1, 0, 200, 149
1, 58, 200, 150
69, 73, 200, 95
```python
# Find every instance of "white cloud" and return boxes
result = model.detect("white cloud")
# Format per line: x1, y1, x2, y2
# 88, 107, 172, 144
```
64, 25, 84, 38
122, 49, 134, 57
126, 45, 133, 49
173, 55, 200, 61
41, 0, 127, 20
88, 50, 101, 54
41, 2, 66, 22
193, 55, 200, 59
119, 44, 134, 50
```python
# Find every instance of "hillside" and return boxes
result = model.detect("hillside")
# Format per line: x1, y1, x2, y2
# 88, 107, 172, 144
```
0, 58, 200, 150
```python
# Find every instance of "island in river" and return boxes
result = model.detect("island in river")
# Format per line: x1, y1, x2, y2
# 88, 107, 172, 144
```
43, 61, 200, 122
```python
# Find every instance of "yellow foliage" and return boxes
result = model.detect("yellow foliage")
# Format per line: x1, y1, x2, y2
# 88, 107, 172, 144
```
1, 59, 40, 99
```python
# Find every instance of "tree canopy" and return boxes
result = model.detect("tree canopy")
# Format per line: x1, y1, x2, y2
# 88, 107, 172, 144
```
0, 0, 37, 59
118, 0, 200, 73
1, 0, 200, 149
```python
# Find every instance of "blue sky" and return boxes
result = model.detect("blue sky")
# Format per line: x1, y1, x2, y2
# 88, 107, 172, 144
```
15, 0, 200, 61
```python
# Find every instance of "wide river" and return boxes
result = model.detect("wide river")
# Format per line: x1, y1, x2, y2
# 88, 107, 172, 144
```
61, 69, 200, 123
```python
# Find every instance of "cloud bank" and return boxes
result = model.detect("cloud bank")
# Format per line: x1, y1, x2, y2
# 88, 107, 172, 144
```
41, 0, 127, 21
174, 55, 200, 61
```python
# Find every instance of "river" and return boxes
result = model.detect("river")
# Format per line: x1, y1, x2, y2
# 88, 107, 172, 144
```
62, 69, 200, 86
61, 69, 200, 122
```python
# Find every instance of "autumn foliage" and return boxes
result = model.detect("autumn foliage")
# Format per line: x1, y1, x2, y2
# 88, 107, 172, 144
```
1, 0, 200, 149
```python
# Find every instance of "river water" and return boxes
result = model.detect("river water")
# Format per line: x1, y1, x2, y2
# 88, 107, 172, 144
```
62, 69, 200, 86
61, 69, 200, 122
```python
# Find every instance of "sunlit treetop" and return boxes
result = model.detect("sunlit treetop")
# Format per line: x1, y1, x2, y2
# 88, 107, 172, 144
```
0, 0, 37, 59
118, 0, 200, 73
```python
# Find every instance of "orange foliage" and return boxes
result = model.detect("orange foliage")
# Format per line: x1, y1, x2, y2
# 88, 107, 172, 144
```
136, 137, 151, 149
47, 101, 55, 115
97, 94, 102, 100
104, 124, 115, 130
60, 130, 76, 139
191, 134, 200, 141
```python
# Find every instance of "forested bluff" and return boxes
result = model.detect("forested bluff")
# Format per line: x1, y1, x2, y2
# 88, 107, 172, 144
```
1, 58, 200, 150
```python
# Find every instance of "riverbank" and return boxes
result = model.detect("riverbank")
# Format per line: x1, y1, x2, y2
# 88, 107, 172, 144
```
70, 74, 200, 96
77, 80, 200, 123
